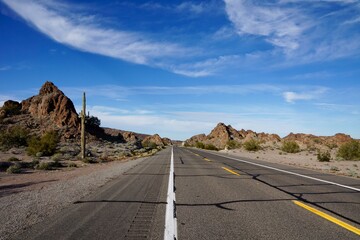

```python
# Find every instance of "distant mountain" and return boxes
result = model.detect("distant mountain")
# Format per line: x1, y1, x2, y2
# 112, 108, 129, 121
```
184, 122, 356, 150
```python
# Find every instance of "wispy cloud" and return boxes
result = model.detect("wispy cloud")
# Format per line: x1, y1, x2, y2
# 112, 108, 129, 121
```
223, 0, 360, 63
283, 88, 328, 103
0, 65, 11, 71
2, 0, 189, 67
224, 0, 307, 51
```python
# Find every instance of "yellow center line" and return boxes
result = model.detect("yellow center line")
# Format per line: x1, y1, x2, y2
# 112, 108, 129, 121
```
222, 167, 240, 176
203, 157, 212, 162
293, 200, 360, 236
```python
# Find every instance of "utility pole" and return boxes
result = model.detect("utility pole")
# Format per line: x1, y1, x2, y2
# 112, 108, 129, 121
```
81, 92, 86, 159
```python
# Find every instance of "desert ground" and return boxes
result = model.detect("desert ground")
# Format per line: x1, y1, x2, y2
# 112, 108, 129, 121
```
221, 148, 359, 179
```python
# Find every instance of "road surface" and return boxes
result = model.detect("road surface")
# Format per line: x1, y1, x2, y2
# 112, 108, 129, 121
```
14, 146, 360, 239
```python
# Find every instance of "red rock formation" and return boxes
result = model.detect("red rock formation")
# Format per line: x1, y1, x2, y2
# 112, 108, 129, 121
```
21, 81, 79, 129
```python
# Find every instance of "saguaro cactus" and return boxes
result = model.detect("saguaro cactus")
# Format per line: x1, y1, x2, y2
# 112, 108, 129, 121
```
81, 92, 86, 159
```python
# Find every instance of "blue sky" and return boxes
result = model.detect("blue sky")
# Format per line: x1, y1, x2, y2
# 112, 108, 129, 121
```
0, 0, 359, 140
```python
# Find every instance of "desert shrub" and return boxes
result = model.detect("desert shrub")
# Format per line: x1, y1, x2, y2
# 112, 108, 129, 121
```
51, 153, 62, 161
68, 162, 77, 168
226, 140, 240, 150
317, 151, 331, 162
243, 139, 261, 151
195, 142, 205, 149
142, 141, 158, 149
7, 157, 20, 162
36, 162, 54, 170
337, 140, 360, 160
0, 126, 30, 150
27, 131, 59, 156
282, 141, 300, 153
82, 157, 97, 164
6, 164, 22, 174
326, 143, 338, 149
85, 115, 101, 128
204, 144, 218, 151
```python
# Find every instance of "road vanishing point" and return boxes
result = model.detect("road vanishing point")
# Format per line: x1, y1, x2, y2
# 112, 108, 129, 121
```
15, 146, 360, 240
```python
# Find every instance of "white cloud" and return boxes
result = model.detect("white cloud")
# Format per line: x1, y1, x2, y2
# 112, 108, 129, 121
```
2, 0, 188, 66
224, 0, 307, 51
283, 88, 327, 103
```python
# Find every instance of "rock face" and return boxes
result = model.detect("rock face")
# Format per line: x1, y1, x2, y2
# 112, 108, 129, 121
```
142, 134, 171, 147
21, 81, 79, 129
184, 122, 354, 150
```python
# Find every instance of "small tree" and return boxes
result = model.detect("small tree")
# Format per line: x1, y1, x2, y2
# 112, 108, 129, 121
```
86, 115, 101, 128
282, 141, 300, 153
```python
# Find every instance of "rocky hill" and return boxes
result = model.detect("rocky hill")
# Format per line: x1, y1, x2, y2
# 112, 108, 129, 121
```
0, 81, 172, 147
184, 122, 356, 150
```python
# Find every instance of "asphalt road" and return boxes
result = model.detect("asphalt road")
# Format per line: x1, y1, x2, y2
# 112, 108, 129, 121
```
14, 146, 360, 239
176, 147, 360, 240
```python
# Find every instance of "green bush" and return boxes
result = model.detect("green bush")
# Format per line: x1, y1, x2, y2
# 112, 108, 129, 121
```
86, 115, 101, 128
0, 126, 30, 150
317, 151, 331, 162
226, 140, 240, 149
7, 157, 20, 162
337, 140, 360, 160
282, 141, 300, 153
36, 162, 54, 170
204, 144, 218, 151
195, 142, 205, 149
68, 162, 77, 168
6, 164, 21, 174
27, 131, 59, 156
243, 139, 261, 151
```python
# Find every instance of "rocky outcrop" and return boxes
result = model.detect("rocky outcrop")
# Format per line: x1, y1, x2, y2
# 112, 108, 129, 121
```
21, 81, 79, 129
184, 122, 355, 150
141, 134, 171, 147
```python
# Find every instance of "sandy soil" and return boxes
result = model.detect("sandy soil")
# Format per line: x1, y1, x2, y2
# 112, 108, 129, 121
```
220, 148, 360, 179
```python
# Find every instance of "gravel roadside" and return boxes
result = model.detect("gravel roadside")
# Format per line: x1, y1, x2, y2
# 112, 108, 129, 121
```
0, 157, 147, 240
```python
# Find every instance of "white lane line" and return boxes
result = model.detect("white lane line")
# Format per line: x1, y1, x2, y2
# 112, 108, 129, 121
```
164, 147, 178, 240
204, 151, 360, 192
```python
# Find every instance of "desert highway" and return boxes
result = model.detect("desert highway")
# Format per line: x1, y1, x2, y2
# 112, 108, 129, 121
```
15, 146, 360, 240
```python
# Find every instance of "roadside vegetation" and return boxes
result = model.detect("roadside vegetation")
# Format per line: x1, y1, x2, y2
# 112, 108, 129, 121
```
337, 140, 360, 160
243, 139, 261, 152
226, 140, 241, 149
194, 141, 218, 151
281, 141, 300, 153
317, 151, 331, 162
0, 126, 29, 150
27, 130, 59, 156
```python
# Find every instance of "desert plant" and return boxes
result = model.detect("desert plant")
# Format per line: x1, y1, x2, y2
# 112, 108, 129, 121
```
243, 139, 261, 151
36, 162, 54, 170
0, 126, 30, 150
6, 164, 22, 174
7, 157, 20, 162
68, 162, 77, 168
85, 115, 101, 128
317, 151, 331, 162
204, 144, 218, 151
337, 140, 360, 160
226, 140, 240, 150
282, 141, 300, 153
195, 141, 205, 149
27, 131, 59, 156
